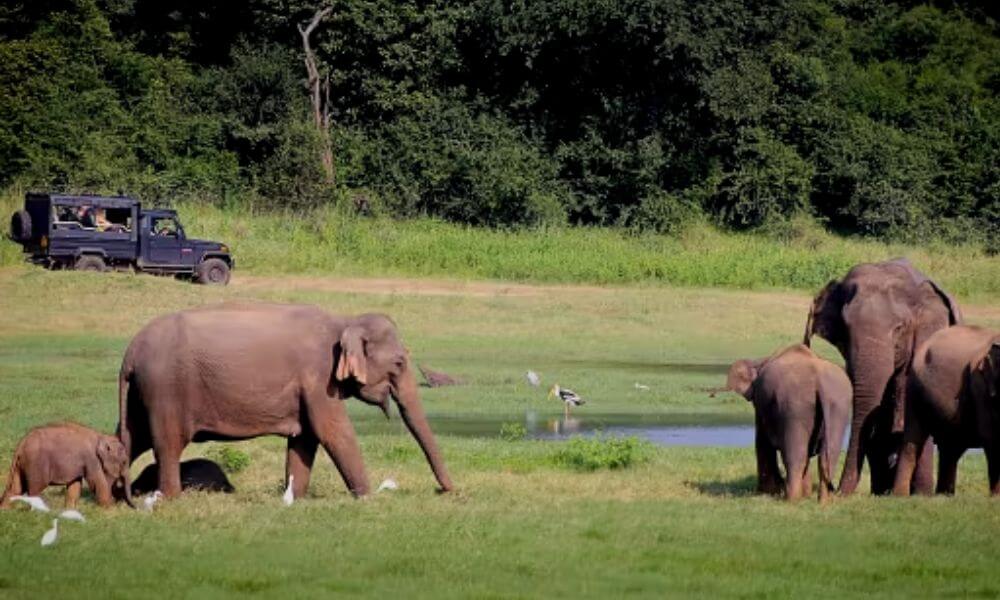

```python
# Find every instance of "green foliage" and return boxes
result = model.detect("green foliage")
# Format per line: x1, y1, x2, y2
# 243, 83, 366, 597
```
206, 446, 252, 474
499, 422, 527, 442
0, 1, 996, 244
554, 435, 654, 471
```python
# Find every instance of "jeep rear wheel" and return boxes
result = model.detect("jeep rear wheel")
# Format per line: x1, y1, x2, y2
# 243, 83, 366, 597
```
74, 255, 106, 273
9, 210, 32, 242
197, 258, 230, 285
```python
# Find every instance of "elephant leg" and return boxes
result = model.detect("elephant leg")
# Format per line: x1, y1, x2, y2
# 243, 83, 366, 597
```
935, 446, 963, 495
892, 420, 928, 496
800, 460, 812, 498
911, 437, 935, 495
25, 469, 48, 497
755, 421, 782, 495
65, 480, 82, 509
780, 429, 810, 501
304, 390, 370, 497
986, 445, 1000, 496
286, 428, 319, 499
818, 446, 834, 503
86, 470, 114, 507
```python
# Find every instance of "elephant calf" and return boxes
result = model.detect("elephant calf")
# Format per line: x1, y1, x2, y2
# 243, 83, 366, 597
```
894, 325, 1000, 496
0, 422, 131, 509
727, 344, 852, 501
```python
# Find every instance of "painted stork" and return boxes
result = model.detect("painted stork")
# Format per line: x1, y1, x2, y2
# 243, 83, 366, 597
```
548, 384, 585, 417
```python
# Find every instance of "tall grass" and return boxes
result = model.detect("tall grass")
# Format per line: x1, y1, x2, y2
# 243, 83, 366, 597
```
2, 191, 997, 298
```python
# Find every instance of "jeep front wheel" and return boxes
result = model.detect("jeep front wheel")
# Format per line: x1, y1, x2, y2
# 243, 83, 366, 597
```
197, 258, 230, 285
74, 255, 106, 273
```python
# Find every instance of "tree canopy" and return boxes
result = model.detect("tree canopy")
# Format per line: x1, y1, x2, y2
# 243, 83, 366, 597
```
1, 0, 996, 246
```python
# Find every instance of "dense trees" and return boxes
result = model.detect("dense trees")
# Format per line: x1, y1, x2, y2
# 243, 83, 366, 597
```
0, 0, 996, 245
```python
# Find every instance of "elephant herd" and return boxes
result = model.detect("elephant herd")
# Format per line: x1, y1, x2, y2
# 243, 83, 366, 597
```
733, 257, 999, 500
2, 258, 999, 509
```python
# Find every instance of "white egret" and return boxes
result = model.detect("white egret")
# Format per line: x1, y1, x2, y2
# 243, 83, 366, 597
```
10, 495, 50, 512
525, 370, 541, 387
376, 478, 398, 493
548, 384, 585, 418
58, 510, 86, 523
40, 519, 58, 547
283, 475, 295, 506
143, 491, 163, 511
634, 382, 650, 391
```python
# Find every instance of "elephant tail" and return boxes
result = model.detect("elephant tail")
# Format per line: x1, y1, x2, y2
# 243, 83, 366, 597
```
0, 443, 24, 508
117, 358, 137, 509
818, 368, 851, 494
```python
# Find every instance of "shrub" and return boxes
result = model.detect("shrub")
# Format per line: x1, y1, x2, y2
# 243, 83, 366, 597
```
553, 435, 653, 471
499, 422, 527, 442
207, 446, 251, 474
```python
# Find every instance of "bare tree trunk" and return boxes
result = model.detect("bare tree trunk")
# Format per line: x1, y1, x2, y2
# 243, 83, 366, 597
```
298, 7, 335, 185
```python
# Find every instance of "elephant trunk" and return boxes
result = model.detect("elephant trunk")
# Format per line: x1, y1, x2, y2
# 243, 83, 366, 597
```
839, 345, 895, 495
393, 366, 454, 492
121, 473, 135, 509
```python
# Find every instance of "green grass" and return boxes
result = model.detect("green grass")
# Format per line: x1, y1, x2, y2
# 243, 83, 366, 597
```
3, 190, 999, 299
2, 271, 1000, 597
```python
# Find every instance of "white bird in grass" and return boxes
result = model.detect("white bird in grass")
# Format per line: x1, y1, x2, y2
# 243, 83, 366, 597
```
58, 509, 85, 523
548, 384, 585, 418
40, 519, 58, 547
525, 370, 541, 387
143, 491, 163, 511
376, 478, 398, 493
283, 475, 295, 506
634, 382, 650, 391
10, 495, 50, 512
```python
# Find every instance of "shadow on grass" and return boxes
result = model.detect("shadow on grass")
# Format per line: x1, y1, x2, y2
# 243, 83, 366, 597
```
687, 475, 758, 497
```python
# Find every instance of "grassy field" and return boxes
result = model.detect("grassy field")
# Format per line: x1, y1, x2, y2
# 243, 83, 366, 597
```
1, 268, 1000, 597
3, 191, 999, 299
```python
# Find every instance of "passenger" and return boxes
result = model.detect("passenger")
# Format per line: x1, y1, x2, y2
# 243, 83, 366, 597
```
76, 206, 95, 228
95, 209, 111, 231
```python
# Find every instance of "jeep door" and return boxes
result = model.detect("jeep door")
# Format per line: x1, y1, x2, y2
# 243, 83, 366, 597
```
146, 215, 184, 264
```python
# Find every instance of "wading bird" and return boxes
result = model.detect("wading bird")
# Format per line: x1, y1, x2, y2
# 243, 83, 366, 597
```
525, 371, 541, 387
143, 491, 163, 511
634, 383, 650, 391
40, 519, 58, 547
283, 475, 295, 506
10, 495, 49, 512
377, 478, 398, 493
58, 510, 85, 522
548, 384, 585, 418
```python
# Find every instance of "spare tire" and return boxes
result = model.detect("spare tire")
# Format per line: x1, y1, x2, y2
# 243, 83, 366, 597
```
9, 210, 32, 242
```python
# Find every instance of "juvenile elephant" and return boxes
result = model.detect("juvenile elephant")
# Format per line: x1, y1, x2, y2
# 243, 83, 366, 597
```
804, 258, 962, 495
118, 304, 453, 502
893, 326, 1000, 496
727, 344, 851, 501
0, 422, 131, 508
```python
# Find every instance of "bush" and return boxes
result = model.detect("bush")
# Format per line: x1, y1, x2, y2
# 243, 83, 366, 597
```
553, 435, 653, 471
207, 446, 251, 474
499, 422, 527, 442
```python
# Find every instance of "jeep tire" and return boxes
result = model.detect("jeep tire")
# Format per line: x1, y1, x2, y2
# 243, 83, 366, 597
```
74, 255, 106, 272
9, 210, 31, 242
196, 258, 230, 285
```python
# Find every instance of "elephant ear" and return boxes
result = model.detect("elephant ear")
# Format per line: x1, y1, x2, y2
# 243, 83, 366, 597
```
980, 343, 1000, 401
920, 279, 963, 326
335, 325, 368, 384
804, 280, 845, 350
96, 437, 120, 473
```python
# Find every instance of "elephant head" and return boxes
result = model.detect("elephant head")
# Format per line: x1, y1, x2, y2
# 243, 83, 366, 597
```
726, 358, 766, 400
97, 436, 134, 507
970, 342, 1000, 406
332, 314, 453, 492
803, 259, 961, 494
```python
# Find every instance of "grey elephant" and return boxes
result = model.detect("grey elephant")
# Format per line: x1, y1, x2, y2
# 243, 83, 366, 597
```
726, 344, 852, 501
804, 258, 962, 495
117, 303, 453, 502
894, 325, 1000, 496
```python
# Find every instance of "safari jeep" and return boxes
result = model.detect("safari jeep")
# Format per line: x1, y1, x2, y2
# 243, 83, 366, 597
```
8, 193, 234, 285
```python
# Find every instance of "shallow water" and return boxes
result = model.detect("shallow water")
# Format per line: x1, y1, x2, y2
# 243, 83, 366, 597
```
355, 412, 755, 447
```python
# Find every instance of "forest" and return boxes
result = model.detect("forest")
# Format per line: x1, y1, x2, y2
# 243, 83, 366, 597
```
0, 0, 997, 247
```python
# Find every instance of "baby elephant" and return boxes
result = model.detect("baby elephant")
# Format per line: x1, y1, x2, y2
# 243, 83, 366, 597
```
0, 422, 131, 508
727, 344, 851, 501
131, 459, 235, 496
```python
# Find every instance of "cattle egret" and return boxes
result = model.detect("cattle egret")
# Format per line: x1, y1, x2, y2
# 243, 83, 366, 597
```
40, 519, 58, 547
634, 382, 650, 391
283, 475, 295, 506
376, 478, 398, 492
548, 384, 585, 417
525, 371, 541, 387
10, 495, 50, 512
143, 491, 163, 511
58, 510, 85, 522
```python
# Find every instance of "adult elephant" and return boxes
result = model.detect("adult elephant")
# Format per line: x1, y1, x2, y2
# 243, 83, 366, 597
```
117, 303, 453, 502
894, 326, 1000, 496
803, 258, 962, 495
